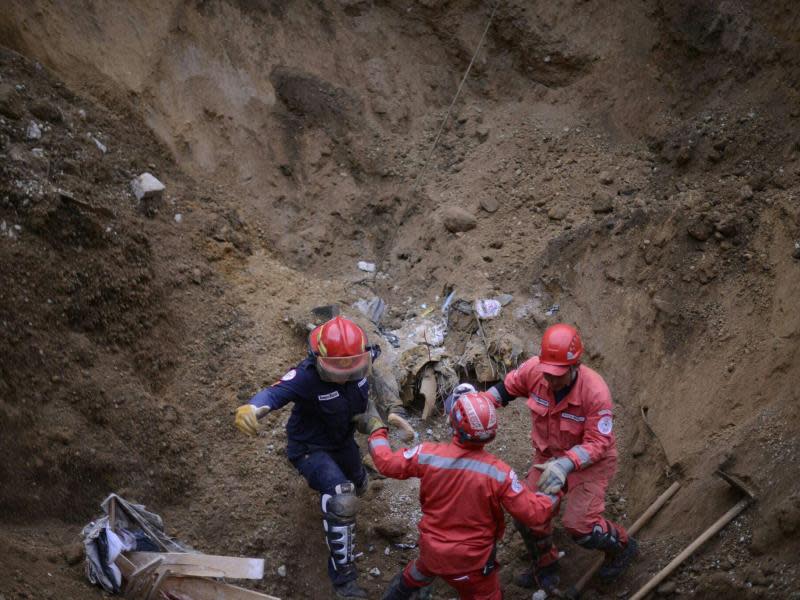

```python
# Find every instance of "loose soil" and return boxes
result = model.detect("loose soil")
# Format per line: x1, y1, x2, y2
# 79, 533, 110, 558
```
1, 2, 799, 599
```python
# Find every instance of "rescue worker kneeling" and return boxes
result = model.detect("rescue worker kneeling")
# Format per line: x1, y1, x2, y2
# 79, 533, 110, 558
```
361, 388, 559, 600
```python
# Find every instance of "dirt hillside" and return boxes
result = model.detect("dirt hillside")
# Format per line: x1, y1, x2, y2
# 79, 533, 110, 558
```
1, 1, 799, 599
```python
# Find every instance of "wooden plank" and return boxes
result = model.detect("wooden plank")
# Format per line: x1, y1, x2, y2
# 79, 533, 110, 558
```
130, 556, 163, 579
154, 563, 226, 578
162, 576, 281, 600
146, 569, 170, 600
126, 552, 264, 580
109, 497, 117, 531
116, 554, 136, 578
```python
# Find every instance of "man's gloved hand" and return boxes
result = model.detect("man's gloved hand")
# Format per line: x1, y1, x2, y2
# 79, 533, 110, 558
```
235, 404, 270, 436
534, 456, 575, 494
353, 398, 387, 435
387, 411, 416, 442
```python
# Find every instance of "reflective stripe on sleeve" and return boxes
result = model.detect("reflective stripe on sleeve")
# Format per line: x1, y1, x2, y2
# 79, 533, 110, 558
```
417, 453, 507, 483
369, 438, 390, 451
570, 444, 592, 467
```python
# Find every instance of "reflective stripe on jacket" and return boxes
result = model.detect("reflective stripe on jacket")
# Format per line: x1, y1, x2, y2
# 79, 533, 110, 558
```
503, 357, 617, 469
368, 429, 555, 575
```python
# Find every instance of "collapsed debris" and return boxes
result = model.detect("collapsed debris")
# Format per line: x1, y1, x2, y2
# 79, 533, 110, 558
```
82, 494, 279, 600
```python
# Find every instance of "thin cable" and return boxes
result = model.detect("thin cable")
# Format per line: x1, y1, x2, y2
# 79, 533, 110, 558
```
412, 1, 499, 192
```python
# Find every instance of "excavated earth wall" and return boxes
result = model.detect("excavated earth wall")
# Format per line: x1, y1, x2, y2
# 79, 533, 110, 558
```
1, 1, 799, 598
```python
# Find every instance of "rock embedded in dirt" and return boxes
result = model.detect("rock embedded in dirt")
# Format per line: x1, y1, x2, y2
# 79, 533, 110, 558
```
656, 580, 677, 595
739, 185, 754, 201
548, 206, 568, 221
676, 145, 693, 165
592, 191, 615, 213
475, 124, 490, 142
598, 170, 614, 185
480, 196, 499, 213
442, 205, 477, 233
687, 217, 713, 241
652, 296, 675, 315
374, 521, 406, 541
715, 215, 739, 237
29, 101, 63, 123
0, 82, 23, 119
26, 120, 42, 140
131, 172, 165, 201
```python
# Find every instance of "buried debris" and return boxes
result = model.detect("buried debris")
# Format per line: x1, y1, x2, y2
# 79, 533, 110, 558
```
82, 493, 279, 599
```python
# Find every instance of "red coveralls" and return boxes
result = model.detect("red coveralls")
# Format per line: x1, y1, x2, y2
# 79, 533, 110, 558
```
368, 429, 556, 600
502, 357, 628, 565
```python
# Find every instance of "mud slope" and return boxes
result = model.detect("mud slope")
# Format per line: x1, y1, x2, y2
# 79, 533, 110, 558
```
1, 1, 800, 599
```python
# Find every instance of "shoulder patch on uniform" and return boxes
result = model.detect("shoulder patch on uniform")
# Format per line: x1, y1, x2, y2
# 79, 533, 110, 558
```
281, 369, 297, 382
403, 445, 421, 460
598, 415, 613, 435
509, 469, 523, 494
318, 391, 340, 402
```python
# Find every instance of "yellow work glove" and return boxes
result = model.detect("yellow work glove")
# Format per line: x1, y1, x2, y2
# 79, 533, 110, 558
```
235, 404, 269, 436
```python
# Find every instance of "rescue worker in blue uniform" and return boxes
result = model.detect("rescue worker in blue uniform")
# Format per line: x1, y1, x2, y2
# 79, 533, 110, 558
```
234, 316, 380, 598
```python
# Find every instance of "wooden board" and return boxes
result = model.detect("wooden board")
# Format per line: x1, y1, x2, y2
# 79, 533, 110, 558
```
154, 564, 226, 578
126, 552, 264, 580
162, 575, 281, 600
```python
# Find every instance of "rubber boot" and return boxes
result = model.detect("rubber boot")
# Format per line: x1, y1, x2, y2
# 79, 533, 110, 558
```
513, 519, 558, 589
598, 536, 639, 580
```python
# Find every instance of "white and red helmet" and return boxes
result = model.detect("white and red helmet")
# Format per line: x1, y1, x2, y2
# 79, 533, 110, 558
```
449, 391, 497, 444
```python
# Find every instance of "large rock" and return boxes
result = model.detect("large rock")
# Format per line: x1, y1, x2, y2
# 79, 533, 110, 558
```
687, 217, 712, 241
480, 196, 499, 213
0, 83, 23, 119
131, 172, 166, 217
592, 191, 614, 213
131, 172, 165, 201
548, 206, 568, 221
442, 205, 477, 233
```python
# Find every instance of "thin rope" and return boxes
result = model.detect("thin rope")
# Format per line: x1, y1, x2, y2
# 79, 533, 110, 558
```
412, 1, 500, 192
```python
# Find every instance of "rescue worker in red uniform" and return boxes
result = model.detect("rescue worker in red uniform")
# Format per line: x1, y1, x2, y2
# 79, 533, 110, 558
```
487, 323, 637, 591
364, 390, 559, 600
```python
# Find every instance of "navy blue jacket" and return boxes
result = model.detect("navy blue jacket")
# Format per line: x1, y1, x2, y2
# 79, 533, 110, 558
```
249, 358, 369, 460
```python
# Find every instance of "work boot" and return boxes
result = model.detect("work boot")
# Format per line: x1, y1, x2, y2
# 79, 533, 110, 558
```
334, 579, 368, 598
514, 561, 560, 593
598, 536, 639, 581
381, 573, 417, 600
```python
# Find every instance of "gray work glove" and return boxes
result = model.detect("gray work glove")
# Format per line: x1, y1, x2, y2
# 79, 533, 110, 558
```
352, 398, 387, 435
534, 456, 575, 494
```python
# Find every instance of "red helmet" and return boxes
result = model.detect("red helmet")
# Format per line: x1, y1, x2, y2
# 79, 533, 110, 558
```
538, 323, 583, 376
309, 316, 371, 383
449, 391, 497, 445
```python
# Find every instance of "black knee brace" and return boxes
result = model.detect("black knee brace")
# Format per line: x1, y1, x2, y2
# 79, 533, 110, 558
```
322, 483, 359, 572
575, 523, 624, 553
